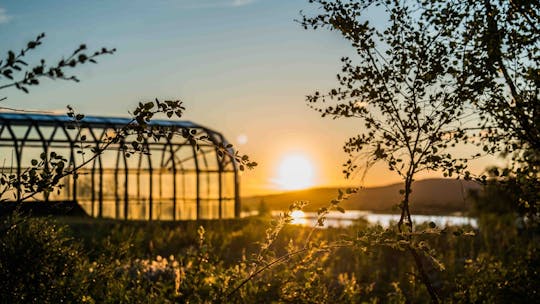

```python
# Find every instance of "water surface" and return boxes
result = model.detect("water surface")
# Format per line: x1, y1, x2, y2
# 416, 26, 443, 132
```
268, 210, 478, 228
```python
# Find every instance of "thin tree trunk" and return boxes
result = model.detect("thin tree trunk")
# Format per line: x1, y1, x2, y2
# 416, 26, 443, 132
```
409, 246, 440, 304
400, 173, 440, 303
398, 175, 414, 233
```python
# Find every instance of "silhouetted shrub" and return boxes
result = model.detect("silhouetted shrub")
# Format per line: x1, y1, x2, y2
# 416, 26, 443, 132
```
0, 213, 83, 303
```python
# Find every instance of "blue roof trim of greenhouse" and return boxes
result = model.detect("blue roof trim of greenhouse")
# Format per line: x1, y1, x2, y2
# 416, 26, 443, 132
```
0, 112, 200, 129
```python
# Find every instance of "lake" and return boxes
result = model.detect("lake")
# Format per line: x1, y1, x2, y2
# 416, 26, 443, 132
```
266, 210, 478, 228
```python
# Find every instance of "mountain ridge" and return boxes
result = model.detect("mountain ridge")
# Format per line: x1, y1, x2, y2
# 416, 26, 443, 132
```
241, 178, 482, 214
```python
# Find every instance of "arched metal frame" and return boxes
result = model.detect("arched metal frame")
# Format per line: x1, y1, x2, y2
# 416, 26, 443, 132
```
0, 113, 240, 220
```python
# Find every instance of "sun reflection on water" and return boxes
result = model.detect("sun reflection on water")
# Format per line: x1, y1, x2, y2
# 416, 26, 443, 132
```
290, 210, 308, 225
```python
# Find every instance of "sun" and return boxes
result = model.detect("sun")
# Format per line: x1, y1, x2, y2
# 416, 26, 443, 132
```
275, 154, 315, 190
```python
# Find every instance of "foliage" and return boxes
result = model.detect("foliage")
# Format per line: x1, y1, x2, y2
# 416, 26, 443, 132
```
300, 0, 477, 233
421, 0, 540, 219
299, 0, 490, 301
3, 212, 537, 303
0, 151, 68, 201
0, 213, 83, 303
422, 0, 539, 153
483, 150, 540, 220
1, 7, 538, 302
453, 248, 540, 303
299, 0, 540, 302
0, 33, 115, 103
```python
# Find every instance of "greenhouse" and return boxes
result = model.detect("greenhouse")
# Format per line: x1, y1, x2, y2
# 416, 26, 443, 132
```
0, 112, 240, 220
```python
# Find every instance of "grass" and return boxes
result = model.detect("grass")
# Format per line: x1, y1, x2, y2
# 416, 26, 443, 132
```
1, 212, 538, 303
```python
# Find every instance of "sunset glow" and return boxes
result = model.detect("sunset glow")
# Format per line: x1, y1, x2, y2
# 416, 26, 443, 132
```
275, 154, 315, 190
290, 210, 308, 225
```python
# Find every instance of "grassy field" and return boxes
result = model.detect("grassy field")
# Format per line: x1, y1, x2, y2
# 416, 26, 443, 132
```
1, 210, 538, 303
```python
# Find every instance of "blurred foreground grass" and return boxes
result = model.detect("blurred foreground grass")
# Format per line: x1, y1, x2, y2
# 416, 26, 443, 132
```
1, 213, 538, 303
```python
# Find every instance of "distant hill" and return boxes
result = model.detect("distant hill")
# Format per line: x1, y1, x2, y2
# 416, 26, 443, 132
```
241, 178, 482, 214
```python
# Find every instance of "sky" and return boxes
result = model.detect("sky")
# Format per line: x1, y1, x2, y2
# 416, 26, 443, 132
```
0, 0, 502, 195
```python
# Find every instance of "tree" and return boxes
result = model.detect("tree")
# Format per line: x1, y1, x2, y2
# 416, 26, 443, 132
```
301, 0, 483, 302
421, 0, 540, 219
421, 0, 539, 151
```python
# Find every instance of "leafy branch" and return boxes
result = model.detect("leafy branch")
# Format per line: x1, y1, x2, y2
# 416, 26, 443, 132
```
0, 33, 115, 102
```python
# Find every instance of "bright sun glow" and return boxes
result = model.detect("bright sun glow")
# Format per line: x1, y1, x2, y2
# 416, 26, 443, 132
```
275, 154, 315, 190
290, 210, 307, 225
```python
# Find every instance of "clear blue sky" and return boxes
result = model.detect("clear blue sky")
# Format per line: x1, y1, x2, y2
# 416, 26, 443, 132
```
0, 0, 499, 195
